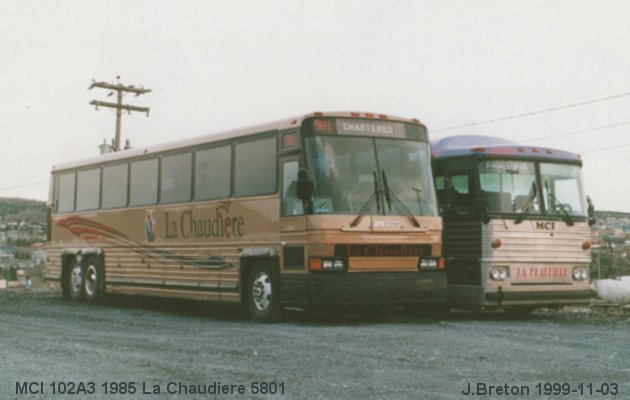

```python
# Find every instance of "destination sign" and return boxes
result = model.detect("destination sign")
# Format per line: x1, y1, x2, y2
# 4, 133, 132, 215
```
335, 119, 406, 138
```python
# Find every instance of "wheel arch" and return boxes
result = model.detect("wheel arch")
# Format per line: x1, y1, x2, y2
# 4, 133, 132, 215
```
238, 247, 280, 304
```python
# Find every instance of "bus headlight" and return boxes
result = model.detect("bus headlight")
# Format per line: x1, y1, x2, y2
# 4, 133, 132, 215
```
419, 257, 445, 270
572, 267, 588, 281
489, 266, 510, 281
309, 257, 346, 272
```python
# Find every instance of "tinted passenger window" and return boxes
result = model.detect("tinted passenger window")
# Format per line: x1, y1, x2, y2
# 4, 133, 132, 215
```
130, 158, 158, 206
234, 136, 276, 196
57, 172, 76, 213
102, 163, 128, 209
161, 152, 192, 204
194, 145, 231, 200
76, 168, 101, 211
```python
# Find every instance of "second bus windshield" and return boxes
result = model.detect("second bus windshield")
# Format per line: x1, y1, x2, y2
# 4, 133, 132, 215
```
305, 136, 437, 216
478, 160, 587, 217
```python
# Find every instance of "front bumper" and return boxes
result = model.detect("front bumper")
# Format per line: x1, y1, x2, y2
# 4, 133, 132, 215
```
280, 271, 447, 307
449, 284, 595, 308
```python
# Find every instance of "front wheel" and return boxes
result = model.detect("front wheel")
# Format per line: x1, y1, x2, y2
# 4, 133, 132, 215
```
247, 263, 283, 323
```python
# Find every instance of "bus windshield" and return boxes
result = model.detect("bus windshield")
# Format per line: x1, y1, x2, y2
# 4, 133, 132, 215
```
305, 136, 437, 216
478, 160, 587, 217
540, 163, 587, 217
479, 160, 540, 215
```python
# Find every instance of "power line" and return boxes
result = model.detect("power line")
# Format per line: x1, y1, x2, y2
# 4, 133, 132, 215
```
0, 181, 49, 192
432, 91, 630, 133
521, 120, 630, 143
581, 142, 630, 155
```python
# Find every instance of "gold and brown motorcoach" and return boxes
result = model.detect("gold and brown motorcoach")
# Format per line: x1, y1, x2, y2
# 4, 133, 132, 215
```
432, 135, 595, 314
46, 112, 445, 322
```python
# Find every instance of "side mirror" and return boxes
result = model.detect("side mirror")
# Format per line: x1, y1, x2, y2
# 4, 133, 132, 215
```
296, 169, 314, 215
587, 196, 596, 226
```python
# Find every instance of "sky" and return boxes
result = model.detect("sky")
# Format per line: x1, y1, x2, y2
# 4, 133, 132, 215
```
2, 0, 630, 212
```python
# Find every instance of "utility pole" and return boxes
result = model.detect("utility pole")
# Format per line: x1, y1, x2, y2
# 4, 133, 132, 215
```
89, 76, 151, 152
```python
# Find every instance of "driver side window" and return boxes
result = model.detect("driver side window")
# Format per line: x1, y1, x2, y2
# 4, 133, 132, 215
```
436, 172, 473, 213
282, 160, 304, 216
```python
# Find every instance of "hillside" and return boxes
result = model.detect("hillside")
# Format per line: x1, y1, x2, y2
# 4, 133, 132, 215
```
0, 198, 47, 225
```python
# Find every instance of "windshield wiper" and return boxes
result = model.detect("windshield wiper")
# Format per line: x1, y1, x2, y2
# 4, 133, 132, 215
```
350, 171, 382, 227
514, 182, 537, 224
381, 170, 421, 228
545, 182, 574, 226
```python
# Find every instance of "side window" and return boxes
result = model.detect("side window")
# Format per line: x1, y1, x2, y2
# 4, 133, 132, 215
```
161, 152, 192, 204
102, 163, 128, 209
282, 160, 303, 216
194, 145, 231, 200
451, 174, 470, 196
435, 176, 445, 190
56, 172, 76, 213
130, 158, 158, 206
76, 168, 101, 211
441, 172, 473, 210
234, 135, 277, 197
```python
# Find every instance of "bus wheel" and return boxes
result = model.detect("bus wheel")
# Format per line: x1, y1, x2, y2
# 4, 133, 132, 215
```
84, 258, 103, 303
247, 263, 282, 323
66, 259, 84, 302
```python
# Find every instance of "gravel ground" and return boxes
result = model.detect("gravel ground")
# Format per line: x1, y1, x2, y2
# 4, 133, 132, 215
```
0, 288, 629, 400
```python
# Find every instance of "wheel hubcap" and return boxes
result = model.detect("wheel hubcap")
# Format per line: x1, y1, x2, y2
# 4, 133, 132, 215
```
70, 264, 82, 294
252, 273, 272, 311
85, 265, 97, 296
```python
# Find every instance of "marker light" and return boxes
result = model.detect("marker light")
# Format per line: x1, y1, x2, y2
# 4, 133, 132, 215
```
582, 241, 591, 250
492, 239, 502, 249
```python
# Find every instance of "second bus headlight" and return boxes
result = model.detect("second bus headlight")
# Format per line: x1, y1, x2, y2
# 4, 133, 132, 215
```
572, 267, 589, 281
489, 266, 510, 281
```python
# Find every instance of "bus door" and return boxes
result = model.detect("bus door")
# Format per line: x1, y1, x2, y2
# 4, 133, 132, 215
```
435, 168, 483, 290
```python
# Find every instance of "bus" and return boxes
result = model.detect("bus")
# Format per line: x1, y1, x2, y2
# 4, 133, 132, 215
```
46, 112, 445, 322
431, 135, 595, 314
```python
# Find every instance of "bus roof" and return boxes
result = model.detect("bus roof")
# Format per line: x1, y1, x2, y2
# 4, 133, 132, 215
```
52, 111, 424, 172
431, 135, 581, 163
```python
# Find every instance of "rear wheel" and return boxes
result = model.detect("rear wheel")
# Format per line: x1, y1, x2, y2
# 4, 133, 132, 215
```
65, 259, 84, 302
84, 258, 104, 303
247, 262, 283, 323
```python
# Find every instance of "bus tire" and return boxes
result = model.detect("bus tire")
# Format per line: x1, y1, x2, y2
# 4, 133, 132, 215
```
65, 258, 84, 302
84, 257, 104, 304
247, 262, 282, 323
